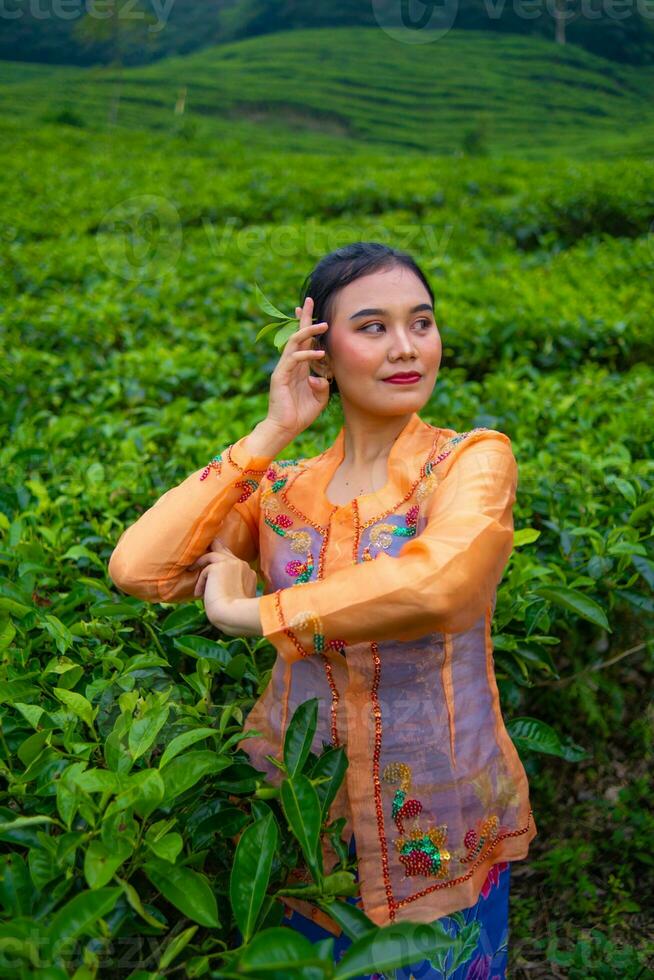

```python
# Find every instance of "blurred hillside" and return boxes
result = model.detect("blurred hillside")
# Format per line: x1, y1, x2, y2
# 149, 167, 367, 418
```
0, 0, 653, 68
3, 27, 654, 160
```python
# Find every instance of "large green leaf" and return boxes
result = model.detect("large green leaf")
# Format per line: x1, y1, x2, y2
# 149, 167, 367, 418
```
107, 769, 165, 821
52, 687, 96, 730
533, 585, 610, 631
334, 920, 454, 979
280, 773, 322, 881
0, 853, 32, 916
316, 898, 375, 942
507, 716, 587, 761
45, 887, 122, 959
309, 746, 348, 819
160, 750, 231, 804
173, 635, 232, 666
146, 832, 183, 863
84, 837, 133, 889
236, 926, 323, 973
283, 698, 318, 778
229, 809, 278, 943
158, 727, 218, 769
144, 858, 219, 928
253, 281, 289, 320
128, 705, 170, 760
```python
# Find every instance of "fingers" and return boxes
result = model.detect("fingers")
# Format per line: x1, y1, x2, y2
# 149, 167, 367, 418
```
290, 320, 328, 342
290, 349, 326, 363
286, 297, 328, 350
189, 545, 233, 571
193, 565, 210, 596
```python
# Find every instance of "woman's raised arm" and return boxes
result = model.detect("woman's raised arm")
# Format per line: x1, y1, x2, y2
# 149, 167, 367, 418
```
108, 294, 334, 604
107, 424, 284, 603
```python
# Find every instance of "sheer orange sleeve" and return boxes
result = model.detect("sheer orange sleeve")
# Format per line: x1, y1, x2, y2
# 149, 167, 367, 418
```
258, 433, 518, 664
107, 434, 273, 604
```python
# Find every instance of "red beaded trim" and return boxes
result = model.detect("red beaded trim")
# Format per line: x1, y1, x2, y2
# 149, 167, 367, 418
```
351, 498, 363, 563
269, 592, 342, 746
370, 640, 395, 920
321, 654, 341, 748
272, 588, 310, 660
199, 441, 271, 483
225, 442, 270, 474
317, 510, 333, 579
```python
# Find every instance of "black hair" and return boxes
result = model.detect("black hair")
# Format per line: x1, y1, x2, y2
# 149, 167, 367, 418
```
299, 241, 435, 400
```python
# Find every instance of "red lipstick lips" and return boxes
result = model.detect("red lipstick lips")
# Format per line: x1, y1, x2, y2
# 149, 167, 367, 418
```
382, 372, 422, 384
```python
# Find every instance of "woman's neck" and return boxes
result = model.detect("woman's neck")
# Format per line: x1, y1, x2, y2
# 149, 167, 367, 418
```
340, 411, 414, 468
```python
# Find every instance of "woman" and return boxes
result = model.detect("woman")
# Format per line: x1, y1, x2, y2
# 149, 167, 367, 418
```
108, 242, 537, 979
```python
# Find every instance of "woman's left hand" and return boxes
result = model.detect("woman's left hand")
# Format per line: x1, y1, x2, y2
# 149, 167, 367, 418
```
191, 542, 259, 635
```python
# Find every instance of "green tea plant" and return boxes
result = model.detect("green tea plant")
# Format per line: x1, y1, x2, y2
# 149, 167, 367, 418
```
0, 677, 460, 977
1, 113, 653, 976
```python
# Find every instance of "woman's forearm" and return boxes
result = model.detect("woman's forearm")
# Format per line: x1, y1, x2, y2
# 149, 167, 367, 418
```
209, 596, 263, 637
243, 419, 293, 459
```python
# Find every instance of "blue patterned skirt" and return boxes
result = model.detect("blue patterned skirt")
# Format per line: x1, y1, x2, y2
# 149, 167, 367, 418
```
282, 836, 511, 980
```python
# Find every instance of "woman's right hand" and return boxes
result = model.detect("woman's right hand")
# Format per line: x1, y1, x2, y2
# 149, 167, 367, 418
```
264, 296, 331, 440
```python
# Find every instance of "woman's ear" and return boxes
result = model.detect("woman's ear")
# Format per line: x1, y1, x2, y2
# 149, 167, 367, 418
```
310, 336, 333, 381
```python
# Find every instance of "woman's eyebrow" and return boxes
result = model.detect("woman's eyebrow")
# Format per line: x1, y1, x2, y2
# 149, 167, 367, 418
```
349, 303, 434, 320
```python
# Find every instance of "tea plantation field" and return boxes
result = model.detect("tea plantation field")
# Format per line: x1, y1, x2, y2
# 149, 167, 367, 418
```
1, 27, 653, 978
2, 27, 654, 158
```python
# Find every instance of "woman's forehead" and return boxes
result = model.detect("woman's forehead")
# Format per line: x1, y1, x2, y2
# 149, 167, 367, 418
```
333, 269, 431, 318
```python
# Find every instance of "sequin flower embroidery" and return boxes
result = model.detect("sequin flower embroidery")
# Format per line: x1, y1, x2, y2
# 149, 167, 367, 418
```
289, 609, 346, 657
198, 446, 261, 502
262, 462, 316, 584
362, 505, 419, 561
382, 762, 451, 879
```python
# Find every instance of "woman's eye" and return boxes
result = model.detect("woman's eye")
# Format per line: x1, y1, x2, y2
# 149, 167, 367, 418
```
359, 319, 432, 333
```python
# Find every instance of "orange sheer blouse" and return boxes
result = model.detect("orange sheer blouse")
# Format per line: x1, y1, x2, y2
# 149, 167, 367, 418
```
108, 411, 538, 931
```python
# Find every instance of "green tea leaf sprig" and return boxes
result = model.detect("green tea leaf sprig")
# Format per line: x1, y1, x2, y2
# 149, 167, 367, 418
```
253, 282, 309, 351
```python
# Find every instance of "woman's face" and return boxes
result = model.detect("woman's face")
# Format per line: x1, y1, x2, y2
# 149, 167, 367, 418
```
318, 265, 442, 416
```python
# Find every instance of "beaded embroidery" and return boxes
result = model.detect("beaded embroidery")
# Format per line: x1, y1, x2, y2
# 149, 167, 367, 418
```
460, 814, 501, 865
199, 453, 224, 481
382, 762, 451, 880
198, 445, 263, 503
362, 505, 419, 561
262, 462, 317, 584
288, 609, 345, 657
414, 427, 489, 503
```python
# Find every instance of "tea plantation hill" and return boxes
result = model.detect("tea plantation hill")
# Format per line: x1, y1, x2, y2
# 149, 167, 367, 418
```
2, 27, 654, 158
